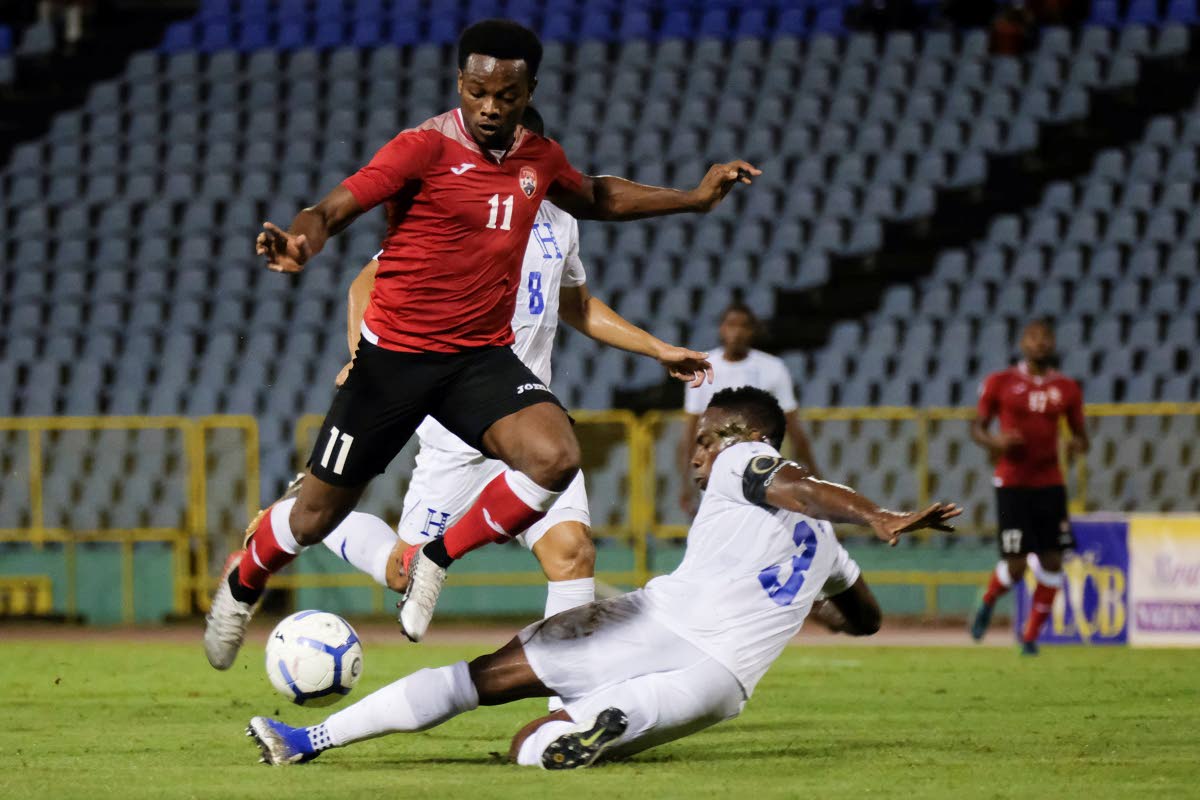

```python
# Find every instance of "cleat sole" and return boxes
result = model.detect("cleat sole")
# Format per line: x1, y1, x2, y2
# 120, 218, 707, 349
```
541, 708, 628, 770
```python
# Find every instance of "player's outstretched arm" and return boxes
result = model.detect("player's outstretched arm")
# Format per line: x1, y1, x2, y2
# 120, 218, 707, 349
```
256, 185, 365, 274
548, 161, 760, 221
761, 463, 962, 546
560, 284, 713, 387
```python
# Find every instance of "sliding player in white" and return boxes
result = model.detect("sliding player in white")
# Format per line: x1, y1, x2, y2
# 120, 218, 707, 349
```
219, 107, 713, 661
247, 387, 961, 769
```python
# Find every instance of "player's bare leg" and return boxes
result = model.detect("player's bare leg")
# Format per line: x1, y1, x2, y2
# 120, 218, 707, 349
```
247, 637, 553, 765
1019, 549, 1064, 655
399, 402, 581, 641
810, 576, 882, 636
205, 471, 365, 669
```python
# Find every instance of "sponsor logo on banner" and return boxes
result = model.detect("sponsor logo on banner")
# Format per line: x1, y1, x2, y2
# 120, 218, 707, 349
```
1129, 516, 1200, 647
1015, 520, 1129, 645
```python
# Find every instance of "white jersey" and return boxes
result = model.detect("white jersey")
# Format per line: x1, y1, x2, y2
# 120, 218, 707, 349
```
413, 202, 586, 454
683, 347, 798, 415
642, 441, 841, 695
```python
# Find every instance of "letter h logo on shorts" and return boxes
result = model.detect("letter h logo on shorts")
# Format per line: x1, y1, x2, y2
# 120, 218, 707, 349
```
421, 508, 451, 537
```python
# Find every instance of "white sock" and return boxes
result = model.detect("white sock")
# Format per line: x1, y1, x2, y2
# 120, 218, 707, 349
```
505, 468, 562, 513
323, 661, 479, 747
544, 578, 594, 712
321, 511, 398, 588
270, 498, 302, 554
516, 719, 575, 767
545, 577, 595, 619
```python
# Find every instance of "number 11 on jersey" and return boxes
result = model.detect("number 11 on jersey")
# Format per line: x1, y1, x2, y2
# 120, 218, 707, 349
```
486, 194, 513, 230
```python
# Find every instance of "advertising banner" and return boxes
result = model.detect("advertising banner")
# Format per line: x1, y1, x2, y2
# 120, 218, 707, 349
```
1128, 516, 1200, 647
1014, 519, 1129, 645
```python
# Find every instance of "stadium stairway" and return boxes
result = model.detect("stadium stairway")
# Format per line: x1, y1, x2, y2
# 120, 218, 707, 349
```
768, 24, 1200, 354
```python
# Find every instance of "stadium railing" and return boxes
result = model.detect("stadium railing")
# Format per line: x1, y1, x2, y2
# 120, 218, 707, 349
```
4, 402, 1196, 620
0, 415, 259, 622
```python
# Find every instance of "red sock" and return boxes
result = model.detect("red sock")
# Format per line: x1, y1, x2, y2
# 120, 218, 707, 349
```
1022, 582, 1058, 643
237, 505, 299, 591
983, 571, 1011, 606
443, 473, 549, 560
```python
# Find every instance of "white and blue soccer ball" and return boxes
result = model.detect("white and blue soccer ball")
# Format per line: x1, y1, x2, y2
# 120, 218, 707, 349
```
265, 610, 364, 707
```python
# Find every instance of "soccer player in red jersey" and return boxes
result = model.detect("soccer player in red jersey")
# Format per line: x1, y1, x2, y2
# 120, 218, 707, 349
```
968, 319, 1089, 654
203, 19, 759, 668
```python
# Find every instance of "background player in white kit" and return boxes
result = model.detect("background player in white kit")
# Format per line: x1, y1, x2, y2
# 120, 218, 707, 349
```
265, 106, 715, 633
247, 387, 961, 769
678, 300, 820, 514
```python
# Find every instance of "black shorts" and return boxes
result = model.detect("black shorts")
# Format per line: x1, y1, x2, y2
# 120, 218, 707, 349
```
308, 340, 564, 486
995, 485, 1074, 556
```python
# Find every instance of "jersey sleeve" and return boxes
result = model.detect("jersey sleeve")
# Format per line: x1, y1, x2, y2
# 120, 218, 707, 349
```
683, 382, 712, 415
707, 442, 788, 505
547, 139, 584, 195
560, 216, 586, 287
977, 372, 1002, 420
769, 358, 799, 413
342, 129, 441, 212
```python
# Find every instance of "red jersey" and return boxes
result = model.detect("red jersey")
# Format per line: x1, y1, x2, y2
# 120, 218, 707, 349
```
977, 364, 1085, 488
342, 109, 584, 352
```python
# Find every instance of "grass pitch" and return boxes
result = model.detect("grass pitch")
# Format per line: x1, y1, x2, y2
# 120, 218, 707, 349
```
2, 633, 1197, 799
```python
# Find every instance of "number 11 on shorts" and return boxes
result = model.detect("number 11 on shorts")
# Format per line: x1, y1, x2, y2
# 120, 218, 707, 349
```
320, 426, 355, 476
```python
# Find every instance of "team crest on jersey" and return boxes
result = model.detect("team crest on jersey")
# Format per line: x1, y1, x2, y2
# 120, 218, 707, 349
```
519, 167, 537, 198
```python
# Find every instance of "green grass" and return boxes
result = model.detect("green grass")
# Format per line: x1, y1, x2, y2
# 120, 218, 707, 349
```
2, 638, 1197, 799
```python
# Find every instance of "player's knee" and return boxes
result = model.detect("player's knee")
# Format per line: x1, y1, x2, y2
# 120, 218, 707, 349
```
524, 439, 581, 493
1038, 550, 1064, 572
1006, 558, 1027, 584
540, 526, 595, 581
288, 501, 348, 546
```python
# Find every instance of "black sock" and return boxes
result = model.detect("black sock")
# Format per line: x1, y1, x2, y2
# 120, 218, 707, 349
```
227, 565, 263, 605
421, 537, 454, 569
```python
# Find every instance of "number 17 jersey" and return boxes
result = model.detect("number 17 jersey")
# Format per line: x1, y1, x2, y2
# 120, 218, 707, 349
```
342, 109, 584, 354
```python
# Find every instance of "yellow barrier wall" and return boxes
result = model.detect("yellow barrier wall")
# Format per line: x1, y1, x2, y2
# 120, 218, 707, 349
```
2, 403, 1195, 620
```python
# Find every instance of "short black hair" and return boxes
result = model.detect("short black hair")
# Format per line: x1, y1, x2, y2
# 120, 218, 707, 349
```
708, 386, 787, 449
521, 105, 544, 136
720, 300, 758, 324
1024, 317, 1054, 334
457, 19, 543, 80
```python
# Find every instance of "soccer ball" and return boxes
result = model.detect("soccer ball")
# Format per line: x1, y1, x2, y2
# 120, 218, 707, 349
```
265, 610, 364, 707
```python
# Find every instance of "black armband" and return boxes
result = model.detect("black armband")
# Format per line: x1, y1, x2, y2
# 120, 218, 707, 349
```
742, 455, 798, 507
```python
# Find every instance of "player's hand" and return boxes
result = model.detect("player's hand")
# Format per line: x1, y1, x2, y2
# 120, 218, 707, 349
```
335, 361, 353, 387
256, 221, 311, 273
1066, 436, 1088, 461
689, 160, 761, 212
656, 345, 713, 388
991, 430, 1024, 456
869, 502, 963, 546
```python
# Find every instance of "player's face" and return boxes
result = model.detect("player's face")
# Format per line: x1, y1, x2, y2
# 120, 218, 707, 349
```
691, 408, 754, 491
718, 311, 755, 357
457, 54, 535, 150
1020, 323, 1056, 365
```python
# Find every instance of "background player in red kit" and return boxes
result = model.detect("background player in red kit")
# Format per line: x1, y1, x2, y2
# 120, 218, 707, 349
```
968, 319, 1089, 654
204, 19, 759, 668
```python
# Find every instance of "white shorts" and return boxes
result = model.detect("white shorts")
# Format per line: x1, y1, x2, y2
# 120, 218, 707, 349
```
396, 444, 590, 550
519, 591, 746, 762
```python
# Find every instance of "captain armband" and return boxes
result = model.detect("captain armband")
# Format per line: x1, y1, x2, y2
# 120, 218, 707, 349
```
741, 455, 799, 507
